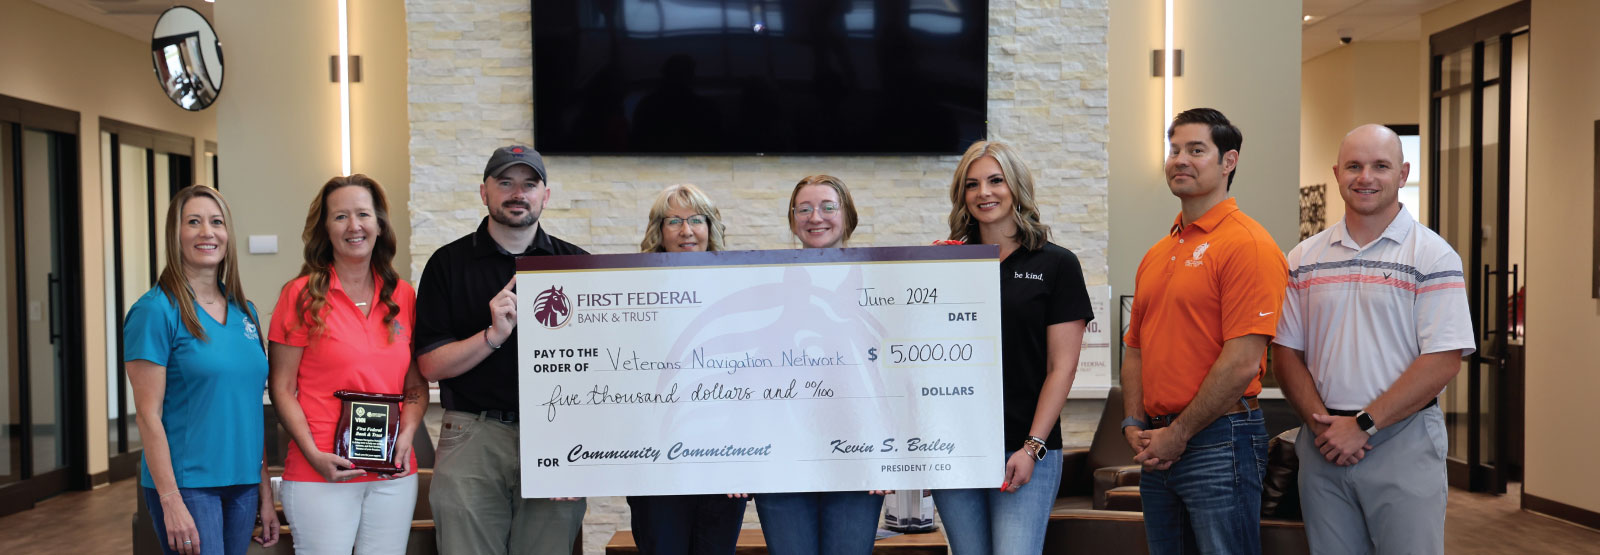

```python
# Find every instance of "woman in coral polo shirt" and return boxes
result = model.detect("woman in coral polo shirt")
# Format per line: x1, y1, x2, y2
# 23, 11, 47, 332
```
267, 175, 428, 554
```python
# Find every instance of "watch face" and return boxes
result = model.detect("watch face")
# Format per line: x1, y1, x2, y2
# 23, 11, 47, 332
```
1356, 413, 1376, 432
1030, 444, 1046, 461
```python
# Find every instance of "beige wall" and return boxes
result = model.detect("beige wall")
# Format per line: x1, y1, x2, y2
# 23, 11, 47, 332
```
1301, 41, 1422, 224
1108, 0, 1302, 369
0, 0, 217, 477
215, 0, 411, 318
1524, 0, 1600, 516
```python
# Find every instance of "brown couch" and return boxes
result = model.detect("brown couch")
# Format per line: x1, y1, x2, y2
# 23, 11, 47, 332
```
1055, 387, 1141, 510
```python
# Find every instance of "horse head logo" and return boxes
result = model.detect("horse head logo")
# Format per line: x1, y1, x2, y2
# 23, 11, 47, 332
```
534, 286, 572, 329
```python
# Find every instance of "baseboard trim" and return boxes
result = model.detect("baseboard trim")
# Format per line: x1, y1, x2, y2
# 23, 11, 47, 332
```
1523, 492, 1600, 532
90, 471, 110, 488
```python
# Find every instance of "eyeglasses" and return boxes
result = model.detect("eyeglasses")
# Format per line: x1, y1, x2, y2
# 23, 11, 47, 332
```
663, 215, 709, 229
792, 202, 841, 218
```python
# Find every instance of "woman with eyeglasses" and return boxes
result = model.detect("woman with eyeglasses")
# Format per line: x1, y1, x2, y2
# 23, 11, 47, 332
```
627, 183, 748, 554
785, 175, 856, 249
931, 141, 1093, 554
749, 175, 885, 555
640, 183, 727, 254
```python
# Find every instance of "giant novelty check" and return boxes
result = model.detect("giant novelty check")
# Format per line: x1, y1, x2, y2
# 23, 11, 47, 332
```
515, 246, 1004, 498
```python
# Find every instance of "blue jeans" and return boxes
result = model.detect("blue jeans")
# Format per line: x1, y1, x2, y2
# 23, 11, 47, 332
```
753, 491, 883, 555
626, 494, 749, 555
932, 449, 1063, 555
1139, 409, 1268, 555
143, 484, 260, 555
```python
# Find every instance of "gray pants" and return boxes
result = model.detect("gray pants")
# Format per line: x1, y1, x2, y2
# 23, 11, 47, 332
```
432, 410, 586, 555
1296, 405, 1447, 555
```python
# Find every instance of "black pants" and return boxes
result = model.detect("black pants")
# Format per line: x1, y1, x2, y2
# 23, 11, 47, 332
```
626, 494, 749, 555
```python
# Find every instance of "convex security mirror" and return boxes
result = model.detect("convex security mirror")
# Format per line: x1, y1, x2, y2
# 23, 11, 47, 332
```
151, 6, 224, 111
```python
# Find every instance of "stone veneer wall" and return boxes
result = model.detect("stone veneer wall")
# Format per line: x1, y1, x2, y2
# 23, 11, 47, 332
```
406, 0, 1109, 284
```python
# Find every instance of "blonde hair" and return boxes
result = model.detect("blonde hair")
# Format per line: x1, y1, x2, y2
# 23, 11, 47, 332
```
946, 141, 1050, 250
157, 185, 251, 341
288, 175, 402, 341
786, 175, 859, 245
640, 184, 727, 252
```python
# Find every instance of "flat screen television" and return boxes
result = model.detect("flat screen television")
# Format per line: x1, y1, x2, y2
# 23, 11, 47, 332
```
533, 0, 989, 155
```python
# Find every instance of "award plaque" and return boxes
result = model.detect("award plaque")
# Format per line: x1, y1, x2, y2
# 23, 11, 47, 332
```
333, 390, 405, 474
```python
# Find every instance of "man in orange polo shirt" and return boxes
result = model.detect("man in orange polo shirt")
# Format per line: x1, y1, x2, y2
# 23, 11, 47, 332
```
1121, 108, 1288, 555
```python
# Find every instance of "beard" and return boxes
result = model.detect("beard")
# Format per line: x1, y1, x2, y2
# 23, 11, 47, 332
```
490, 200, 539, 228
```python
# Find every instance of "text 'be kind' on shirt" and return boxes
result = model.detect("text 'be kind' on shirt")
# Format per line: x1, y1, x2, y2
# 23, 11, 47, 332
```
999, 242, 1095, 452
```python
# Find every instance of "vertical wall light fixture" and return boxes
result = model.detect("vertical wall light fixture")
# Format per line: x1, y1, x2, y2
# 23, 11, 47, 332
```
337, 0, 352, 176
1163, 0, 1173, 159
1150, 1, 1183, 158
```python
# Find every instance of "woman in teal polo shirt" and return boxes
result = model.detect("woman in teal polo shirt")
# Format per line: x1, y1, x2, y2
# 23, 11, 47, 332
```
126, 185, 279, 555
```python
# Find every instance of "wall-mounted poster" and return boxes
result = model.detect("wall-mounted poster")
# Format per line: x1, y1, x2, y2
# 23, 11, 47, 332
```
1076, 286, 1113, 391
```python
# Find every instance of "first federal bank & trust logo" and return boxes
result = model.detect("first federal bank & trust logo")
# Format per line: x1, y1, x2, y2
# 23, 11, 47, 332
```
534, 286, 573, 329
537, 287, 701, 326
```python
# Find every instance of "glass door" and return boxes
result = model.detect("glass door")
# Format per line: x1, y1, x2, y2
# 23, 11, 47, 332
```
1427, 1, 1527, 494
0, 95, 85, 517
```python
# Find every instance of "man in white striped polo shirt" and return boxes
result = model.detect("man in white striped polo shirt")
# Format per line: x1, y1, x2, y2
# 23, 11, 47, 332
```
1271, 124, 1475, 555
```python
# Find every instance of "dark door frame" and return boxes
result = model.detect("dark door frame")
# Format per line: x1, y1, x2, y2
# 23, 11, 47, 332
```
100, 118, 197, 482
1426, 0, 1527, 495
0, 94, 87, 518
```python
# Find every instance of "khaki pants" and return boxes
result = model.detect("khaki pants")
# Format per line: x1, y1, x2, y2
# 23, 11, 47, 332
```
431, 410, 586, 554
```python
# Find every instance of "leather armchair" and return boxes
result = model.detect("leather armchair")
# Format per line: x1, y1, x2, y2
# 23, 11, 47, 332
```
1056, 386, 1141, 509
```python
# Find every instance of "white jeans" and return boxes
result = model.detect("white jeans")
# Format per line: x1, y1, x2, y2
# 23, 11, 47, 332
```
280, 474, 418, 555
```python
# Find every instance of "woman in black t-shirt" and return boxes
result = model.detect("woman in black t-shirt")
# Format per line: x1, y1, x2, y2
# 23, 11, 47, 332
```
932, 141, 1094, 554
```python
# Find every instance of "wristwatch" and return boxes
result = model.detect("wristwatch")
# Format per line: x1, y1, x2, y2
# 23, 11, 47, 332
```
1354, 411, 1378, 436
1121, 416, 1148, 431
1023, 436, 1048, 461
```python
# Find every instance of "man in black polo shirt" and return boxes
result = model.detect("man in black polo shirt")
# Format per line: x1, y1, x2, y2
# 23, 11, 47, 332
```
415, 145, 588, 554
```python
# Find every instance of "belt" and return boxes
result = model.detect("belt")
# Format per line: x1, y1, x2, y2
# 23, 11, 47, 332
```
1149, 396, 1259, 430
480, 409, 518, 423
1326, 398, 1437, 418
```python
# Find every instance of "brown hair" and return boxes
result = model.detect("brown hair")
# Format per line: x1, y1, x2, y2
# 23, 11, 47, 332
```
1168, 107, 1243, 189
786, 175, 859, 245
946, 141, 1051, 251
157, 185, 250, 341
289, 175, 401, 340
640, 184, 728, 253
